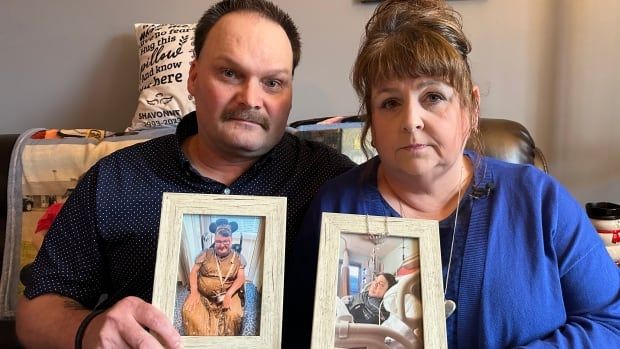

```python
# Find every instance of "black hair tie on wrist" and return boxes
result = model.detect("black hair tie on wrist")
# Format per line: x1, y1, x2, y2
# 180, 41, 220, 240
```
75, 309, 105, 349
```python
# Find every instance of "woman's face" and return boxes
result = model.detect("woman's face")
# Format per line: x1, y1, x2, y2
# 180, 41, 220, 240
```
368, 275, 390, 298
370, 77, 473, 179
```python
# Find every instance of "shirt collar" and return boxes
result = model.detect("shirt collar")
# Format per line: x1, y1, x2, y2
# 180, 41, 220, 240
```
174, 112, 197, 176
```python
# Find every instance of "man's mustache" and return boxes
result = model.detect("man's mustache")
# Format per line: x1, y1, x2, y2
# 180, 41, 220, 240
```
222, 109, 270, 131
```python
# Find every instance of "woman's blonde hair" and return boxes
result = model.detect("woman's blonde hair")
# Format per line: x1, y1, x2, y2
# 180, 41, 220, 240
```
351, 0, 481, 157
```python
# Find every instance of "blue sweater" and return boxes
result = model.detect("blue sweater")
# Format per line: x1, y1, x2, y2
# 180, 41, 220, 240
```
288, 153, 620, 348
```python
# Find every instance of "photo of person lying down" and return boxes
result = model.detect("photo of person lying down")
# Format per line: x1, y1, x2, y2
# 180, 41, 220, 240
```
334, 233, 426, 349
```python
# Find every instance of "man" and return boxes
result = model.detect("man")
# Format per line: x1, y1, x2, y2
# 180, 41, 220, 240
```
15, 1, 354, 348
182, 219, 246, 336
342, 273, 396, 324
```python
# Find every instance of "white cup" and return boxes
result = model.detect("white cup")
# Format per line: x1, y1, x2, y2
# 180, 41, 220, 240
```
586, 202, 620, 264
590, 218, 620, 262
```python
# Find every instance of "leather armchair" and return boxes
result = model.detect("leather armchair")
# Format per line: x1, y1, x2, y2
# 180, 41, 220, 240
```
472, 118, 548, 173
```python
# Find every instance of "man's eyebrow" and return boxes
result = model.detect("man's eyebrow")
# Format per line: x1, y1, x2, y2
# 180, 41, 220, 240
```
212, 55, 240, 67
212, 55, 291, 77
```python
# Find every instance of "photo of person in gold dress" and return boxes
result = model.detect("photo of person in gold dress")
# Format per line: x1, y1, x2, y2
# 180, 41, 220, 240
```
182, 218, 247, 336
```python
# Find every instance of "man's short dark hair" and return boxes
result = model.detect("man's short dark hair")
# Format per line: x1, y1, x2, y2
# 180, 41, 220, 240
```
194, 0, 301, 72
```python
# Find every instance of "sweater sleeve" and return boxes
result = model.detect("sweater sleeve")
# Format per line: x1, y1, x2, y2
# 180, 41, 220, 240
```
519, 182, 620, 348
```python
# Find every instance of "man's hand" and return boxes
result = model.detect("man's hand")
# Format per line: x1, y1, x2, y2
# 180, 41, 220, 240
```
17, 294, 181, 349
83, 296, 181, 349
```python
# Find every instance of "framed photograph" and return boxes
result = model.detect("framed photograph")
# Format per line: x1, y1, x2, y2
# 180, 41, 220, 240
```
152, 193, 287, 348
312, 213, 447, 349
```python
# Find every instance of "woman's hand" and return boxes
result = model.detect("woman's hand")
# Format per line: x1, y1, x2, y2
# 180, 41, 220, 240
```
183, 292, 201, 313
222, 292, 233, 310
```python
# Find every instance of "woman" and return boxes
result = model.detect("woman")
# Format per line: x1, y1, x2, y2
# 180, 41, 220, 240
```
182, 221, 246, 336
291, 0, 620, 347
342, 272, 397, 324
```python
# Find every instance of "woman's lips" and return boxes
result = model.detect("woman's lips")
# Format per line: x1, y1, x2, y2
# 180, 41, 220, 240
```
402, 143, 427, 150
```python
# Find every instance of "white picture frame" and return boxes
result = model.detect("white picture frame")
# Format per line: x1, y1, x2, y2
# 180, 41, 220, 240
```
312, 212, 447, 349
152, 193, 286, 348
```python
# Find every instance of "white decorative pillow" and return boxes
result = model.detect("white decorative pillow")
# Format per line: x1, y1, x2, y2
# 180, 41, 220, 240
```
128, 23, 197, 131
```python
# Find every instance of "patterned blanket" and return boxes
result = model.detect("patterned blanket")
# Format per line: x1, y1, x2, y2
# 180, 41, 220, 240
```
0, 127, 174, 318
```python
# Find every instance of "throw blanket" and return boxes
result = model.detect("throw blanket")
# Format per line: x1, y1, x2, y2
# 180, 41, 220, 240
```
0, 127, 174, 318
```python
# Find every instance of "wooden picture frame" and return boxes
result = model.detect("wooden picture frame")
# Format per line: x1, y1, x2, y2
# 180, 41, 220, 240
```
312, 213, 447, 349
152, 193, 287, 348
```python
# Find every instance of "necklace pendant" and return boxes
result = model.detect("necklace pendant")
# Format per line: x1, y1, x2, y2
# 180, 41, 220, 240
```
445, 299, 457, 318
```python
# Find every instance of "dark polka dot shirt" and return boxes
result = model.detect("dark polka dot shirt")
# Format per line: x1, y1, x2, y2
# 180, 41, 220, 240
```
25, 111, 355, 309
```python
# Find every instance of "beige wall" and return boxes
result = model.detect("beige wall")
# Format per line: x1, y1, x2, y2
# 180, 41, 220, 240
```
550, 0, 620, 203
1, 0, 619, 203
460, 0, 620, 203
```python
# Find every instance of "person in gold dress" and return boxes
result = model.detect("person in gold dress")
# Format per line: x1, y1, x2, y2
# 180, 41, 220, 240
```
182, 219, 247, 336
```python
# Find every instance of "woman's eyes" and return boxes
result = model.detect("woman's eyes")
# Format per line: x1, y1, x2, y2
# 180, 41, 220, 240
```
380, 98, 400, 110
377, 92, 446, 110
424, 92, 446, 104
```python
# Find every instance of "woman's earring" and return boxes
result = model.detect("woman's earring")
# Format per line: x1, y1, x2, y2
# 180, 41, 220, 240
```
371, 140, 376, 147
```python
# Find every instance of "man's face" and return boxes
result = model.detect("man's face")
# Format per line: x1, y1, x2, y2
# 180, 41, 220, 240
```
214, 234, 232, 257
368, 275, 390, 298
188, 11, 294, 160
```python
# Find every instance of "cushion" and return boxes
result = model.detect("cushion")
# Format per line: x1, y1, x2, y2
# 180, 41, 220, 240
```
128, 23, 197, 131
